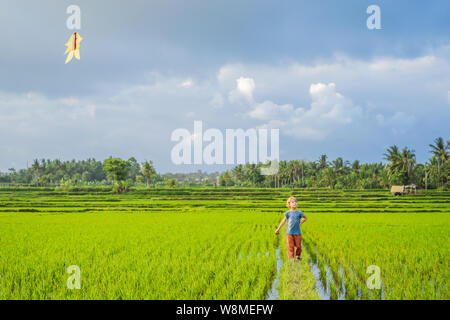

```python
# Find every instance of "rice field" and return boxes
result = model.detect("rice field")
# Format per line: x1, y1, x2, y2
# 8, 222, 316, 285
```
0, 187, 448, 300
304, 211, 448, 300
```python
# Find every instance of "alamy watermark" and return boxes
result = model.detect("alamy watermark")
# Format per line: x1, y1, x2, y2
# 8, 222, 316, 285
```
66, 265, 81, 289
367, 5, 381, 30
66, 5, 81, 30
171, 121, 279, 174
366, 265, 381, 290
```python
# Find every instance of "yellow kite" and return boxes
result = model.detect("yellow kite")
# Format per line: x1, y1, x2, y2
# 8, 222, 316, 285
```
64, 32, 83, 64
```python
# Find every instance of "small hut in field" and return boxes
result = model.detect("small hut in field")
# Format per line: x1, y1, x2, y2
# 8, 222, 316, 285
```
390, 184, 416, 196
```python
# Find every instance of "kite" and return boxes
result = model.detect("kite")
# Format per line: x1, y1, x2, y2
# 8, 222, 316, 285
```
64, 32, 83, 64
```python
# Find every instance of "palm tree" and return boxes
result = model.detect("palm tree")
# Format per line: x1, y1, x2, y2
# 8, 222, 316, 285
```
299, 160, 306, 186
383, 145, 416, 184
140, 160, 156, 187
318, 154, 328, 170
332, 157, 343, 170
321, 167, 337, 189
292, 160, 300, 184
331, 157, 349, 176
429, 137, 449, 162
401, 147, 416, 182
383, 145, 401, 166
243, 163, 262, 186
31, 159, 42, 183
277, 160, 289, 187
383, 145, 401, 183
352, 160, 360, 173
231, 164, 243, 186
308, 162, 318, 183
429, 137, 449, 188
423, 163, 431, 190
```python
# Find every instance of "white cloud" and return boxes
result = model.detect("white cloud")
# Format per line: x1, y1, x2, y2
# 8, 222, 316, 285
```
241, 81, 361, 140
0, 91, 98, 125
179, 79, 194, 88
228, 76, 255, 105
214, 50, 450, 144
1, 50, 449, 170
375, 111, 416, 136
376, 111, 416, 127
308, 82, 358, 125
219, 50, 450, 116
217, 64, 245, 87
248, 100, 294, 120
236, 77, 255, 98
368, 56, 437, 73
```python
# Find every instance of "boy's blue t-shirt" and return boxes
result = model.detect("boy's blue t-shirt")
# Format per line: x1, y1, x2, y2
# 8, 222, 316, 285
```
284, 210, 305, 235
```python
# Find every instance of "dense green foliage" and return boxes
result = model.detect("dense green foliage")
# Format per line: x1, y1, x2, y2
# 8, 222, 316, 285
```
1, 137, 448, 190
103, 158, 131, 183
219, 138, 449, 189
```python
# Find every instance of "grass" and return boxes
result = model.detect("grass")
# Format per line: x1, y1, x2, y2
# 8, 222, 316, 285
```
303, 211, 449, 299
278, 248, 320, 300
0, 210, 278, 299
0, 187, 448, 300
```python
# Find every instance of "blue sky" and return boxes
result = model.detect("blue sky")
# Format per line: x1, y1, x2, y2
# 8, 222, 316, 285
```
0, 0, 449, 172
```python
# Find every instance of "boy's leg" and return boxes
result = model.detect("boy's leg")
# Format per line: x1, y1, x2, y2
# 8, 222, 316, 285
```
294, 235, 302, 259
286, 234, 294, 259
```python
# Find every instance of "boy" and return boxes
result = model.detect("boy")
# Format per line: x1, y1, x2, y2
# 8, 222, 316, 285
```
275, 196, 307, 260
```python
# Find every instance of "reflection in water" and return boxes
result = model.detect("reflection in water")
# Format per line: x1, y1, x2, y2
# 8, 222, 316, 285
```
308, 252, 385, 300
266, 236, 282, 300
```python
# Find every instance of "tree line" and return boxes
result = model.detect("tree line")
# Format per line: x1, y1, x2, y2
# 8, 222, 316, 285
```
218, 137, 449, 190
0, 137, 448, 190
0, 157, 216, 189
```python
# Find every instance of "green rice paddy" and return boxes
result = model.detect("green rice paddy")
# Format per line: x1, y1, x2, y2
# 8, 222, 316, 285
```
0, 188, 448, 299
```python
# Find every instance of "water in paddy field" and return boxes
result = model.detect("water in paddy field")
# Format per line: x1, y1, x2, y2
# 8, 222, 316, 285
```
266, 236, 282, 300
308, 253, 385, 300
337, 265, 347, 300
309, 258, 331, 300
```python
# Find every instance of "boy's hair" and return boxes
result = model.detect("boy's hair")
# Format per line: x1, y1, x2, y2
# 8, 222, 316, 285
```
286, 196, 297, 208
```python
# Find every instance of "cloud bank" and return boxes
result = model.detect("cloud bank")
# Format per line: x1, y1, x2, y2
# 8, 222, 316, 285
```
1, 49, 450, 170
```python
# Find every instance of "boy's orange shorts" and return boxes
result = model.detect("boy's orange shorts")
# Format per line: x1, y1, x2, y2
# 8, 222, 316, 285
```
286, 234, 302, 259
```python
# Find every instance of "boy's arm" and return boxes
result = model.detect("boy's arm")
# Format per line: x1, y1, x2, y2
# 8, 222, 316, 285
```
300, 215, 307, 225
275, 217, 287, 234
